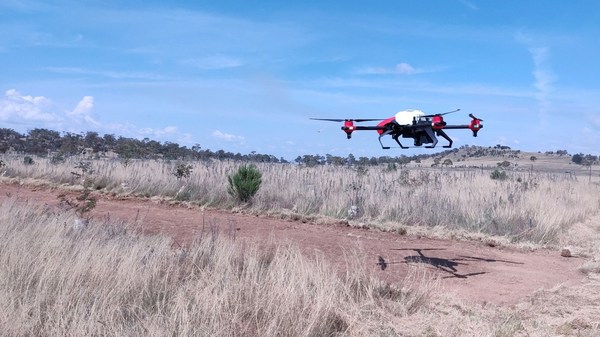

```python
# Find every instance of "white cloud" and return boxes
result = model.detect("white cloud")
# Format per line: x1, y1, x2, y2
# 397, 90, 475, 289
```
589, 114, 600, 128
45, 66, 163, 80
459, 0, 479, 10
528, 47, 557, 123
138, 126, 179, 138
69, 96, 93, 116
355, 62, 434, 75
163, 126, 177, 133
0, 89, 60, 123
105, 123, 199, 145
395, 63, 417, 74
181, 55, 244, 70
176, 132, 194, 145
68, 95, 99, 126
212, 130, 244, 143
530, 48, 555, 93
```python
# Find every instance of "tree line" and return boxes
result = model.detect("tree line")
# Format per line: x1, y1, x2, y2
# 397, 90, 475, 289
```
0, 128, 286, 162
1, 127, 595, 166
0, 127, 440, 165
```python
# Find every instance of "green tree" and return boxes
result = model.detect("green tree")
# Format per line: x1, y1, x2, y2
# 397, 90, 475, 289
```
490, 169, 508, 180
497, 160, 511, 168
227, 165, 262, 203
572, 153, 583, 165
173, 163, 193, 180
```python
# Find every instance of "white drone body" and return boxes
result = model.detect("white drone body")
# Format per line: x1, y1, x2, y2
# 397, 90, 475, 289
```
395, 109, 425, 126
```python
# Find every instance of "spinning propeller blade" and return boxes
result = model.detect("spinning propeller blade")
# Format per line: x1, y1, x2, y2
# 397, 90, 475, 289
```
469, 113, 483, 121
310, 118, 382, 123
421, 108, 461, 118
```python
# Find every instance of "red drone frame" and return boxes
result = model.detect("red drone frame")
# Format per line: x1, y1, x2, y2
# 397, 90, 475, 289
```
311, 109, 483, 149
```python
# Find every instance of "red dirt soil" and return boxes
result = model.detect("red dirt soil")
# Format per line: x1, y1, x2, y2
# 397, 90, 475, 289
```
0, 182, 585, 306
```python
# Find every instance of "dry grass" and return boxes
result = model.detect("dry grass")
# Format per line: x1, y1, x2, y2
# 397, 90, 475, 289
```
2, 154, 600, 336
0, 198, 441, 336
2, 154, 598, 245
4, 198, 597, 337
370, 276, 600, 337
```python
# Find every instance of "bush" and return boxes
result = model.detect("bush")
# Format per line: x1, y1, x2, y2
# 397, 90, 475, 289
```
50, 153, 66, 164
496, 160, 511, 168
228, 165, 262, 203
173, 163, 193, 180
490, 169, 508, 180
58, 179, 97, 219
23, 156, 34, 165
74, 161, 94, 175
571, 153, 583, 165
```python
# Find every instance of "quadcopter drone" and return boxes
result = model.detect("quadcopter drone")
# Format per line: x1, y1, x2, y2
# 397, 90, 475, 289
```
311, 109, 483, 149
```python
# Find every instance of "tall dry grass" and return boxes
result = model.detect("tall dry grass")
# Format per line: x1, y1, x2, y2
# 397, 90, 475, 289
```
2, 154, 599, 244
0, 198, 438, 336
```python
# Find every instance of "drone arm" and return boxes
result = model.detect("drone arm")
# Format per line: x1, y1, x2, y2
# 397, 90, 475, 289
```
340, 125, 386, 139
340, 125, 385, 134
445, 114, 483, 136
443, 125, 470, 129
351, 126, 386, 131
444, 124, 483, 137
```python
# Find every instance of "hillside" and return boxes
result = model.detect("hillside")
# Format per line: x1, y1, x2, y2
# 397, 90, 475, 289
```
409, 145, 598, 179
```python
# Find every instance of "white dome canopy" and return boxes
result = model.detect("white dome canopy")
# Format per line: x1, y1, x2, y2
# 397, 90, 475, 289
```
395, 109, 425, 125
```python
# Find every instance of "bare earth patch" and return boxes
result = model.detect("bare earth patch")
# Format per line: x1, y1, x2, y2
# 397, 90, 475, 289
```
0, 182, 586, 307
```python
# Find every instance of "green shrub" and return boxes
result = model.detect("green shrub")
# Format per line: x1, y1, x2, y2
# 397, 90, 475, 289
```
490, 169, 508, 180
74, 161, 94, 175
50, 153, 66, 164
58, 179, 97, 219
173, 163, 193, 180
227, 165, 262, 203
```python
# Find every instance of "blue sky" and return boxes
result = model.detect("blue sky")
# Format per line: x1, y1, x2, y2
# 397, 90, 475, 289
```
1, 0, 599, 159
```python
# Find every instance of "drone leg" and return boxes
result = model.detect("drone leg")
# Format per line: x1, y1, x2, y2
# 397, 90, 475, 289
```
436, 129, 453, 148
378, 135, 390, 150
424, 128, 438, 148
393, 135, 408, 149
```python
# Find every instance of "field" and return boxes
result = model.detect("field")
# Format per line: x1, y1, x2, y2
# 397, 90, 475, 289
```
1, 153, 600, 336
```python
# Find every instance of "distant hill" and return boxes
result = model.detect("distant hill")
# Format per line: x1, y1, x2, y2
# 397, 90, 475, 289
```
411, 145, 599, 178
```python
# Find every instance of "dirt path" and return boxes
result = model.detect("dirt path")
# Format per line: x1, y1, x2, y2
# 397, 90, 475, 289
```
0, 182, 586, 306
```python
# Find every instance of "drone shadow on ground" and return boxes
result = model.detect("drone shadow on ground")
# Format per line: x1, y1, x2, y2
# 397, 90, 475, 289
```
377, 248, 524, 279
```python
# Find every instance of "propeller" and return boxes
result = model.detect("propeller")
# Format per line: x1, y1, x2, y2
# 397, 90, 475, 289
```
421, 108, 461, 118
469, 113, 483, 121
310, 118, 382, 123
468, 113, 483, 137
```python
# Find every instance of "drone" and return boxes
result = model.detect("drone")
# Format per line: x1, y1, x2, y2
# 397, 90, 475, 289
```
311, 109, 483, 149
